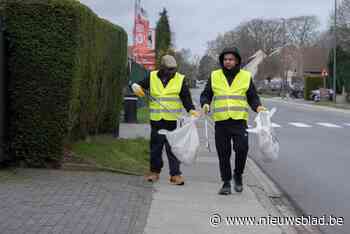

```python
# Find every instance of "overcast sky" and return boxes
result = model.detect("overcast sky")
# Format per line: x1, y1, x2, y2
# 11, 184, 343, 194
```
79, 0, 335, 57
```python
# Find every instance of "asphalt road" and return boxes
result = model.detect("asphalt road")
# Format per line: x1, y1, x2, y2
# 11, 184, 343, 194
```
251, 98, 350, 234
191, 87, 350, 234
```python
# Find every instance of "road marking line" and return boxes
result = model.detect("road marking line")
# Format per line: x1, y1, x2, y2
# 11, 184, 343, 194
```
345, 123, 350, 127
272, 123, 281, 128
316, 123, 342, 128
288, 122, 312, 128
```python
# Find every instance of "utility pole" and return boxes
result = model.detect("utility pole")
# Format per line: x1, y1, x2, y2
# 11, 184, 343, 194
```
133, 0, 141, 46
333, 0, 337, 103
0, 17, 5, 162
282, 18, 287, 98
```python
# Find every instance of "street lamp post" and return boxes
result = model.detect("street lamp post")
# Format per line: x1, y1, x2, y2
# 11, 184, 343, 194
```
0, 17, 4, 162
333, 0, 337, 103
281, 17, 287, 98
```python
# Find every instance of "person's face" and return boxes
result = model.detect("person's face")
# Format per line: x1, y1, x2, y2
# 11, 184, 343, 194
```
163, 67, 177, 77
223, 54, 238, 70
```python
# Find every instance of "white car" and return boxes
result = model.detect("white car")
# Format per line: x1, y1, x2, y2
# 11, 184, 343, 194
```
310, 89, 333, 102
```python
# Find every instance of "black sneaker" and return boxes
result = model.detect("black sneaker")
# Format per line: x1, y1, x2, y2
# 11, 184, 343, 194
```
234, 174, 243, 193
218, 181, 231, 195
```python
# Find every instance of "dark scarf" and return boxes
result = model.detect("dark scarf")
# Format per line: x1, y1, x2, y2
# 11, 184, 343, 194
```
222, 66, 241, 86
157, 69, 176, 87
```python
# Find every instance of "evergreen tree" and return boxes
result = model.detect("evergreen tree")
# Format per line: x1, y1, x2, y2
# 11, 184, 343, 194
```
328, 46, 350, 93
197, 55, 218, 80
155, 8, 172, 68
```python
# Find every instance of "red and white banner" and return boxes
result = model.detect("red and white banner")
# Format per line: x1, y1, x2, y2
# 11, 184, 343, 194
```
131, 0, 156, 70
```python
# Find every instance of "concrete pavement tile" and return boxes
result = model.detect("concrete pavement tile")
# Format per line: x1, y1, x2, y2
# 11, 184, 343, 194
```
144, 178, 283, 234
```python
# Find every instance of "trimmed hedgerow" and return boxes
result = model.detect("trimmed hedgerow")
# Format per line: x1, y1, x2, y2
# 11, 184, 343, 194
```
1, 0, 127, 167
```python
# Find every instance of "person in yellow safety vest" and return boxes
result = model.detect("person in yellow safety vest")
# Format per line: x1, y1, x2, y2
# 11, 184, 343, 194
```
131, 55, 200, 185
200, 47, 266, 195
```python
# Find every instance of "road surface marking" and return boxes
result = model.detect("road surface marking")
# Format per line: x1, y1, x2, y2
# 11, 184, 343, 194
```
272, 123, 281, 128
247, 123, 280, 128
345, 123, 350, 127
288, 122, 312, 128
316, 123, 342, 128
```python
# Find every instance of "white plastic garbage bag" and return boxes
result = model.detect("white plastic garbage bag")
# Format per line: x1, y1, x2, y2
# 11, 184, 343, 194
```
247, 108, 279, 162
158, 117, 200, 165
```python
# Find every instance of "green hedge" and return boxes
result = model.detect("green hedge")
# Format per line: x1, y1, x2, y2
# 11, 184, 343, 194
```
304, 77, 324, 100
129, 60, 148, 84
1, 0, 127, 167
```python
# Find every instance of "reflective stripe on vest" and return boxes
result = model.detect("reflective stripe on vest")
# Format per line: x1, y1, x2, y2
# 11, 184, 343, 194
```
150, 71, 184, 121
152, 97, 181, 102
211, 69, 251, 122
212, 106, 249, 113
149, 109, 183, 113
213, 95, 247, 101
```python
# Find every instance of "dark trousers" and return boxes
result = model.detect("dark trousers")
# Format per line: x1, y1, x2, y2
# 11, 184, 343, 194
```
150, 120, 181, 176
215, 123, 249, 182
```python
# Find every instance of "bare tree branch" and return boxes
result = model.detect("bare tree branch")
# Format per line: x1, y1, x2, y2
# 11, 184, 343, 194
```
286, 16, 320, 47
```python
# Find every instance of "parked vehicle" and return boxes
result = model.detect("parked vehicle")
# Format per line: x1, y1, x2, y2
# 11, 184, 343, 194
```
289, 84, 304, 99
310, 88, 333, 102
289, 88, 303, 99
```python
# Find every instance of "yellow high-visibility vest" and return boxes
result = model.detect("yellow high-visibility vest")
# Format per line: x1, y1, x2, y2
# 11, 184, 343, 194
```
149, 71, 184, 121
211, 69, 251, 122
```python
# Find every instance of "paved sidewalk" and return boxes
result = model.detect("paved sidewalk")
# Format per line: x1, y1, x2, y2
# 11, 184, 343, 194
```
0, 169, 152, 234
120, 119, 321, 234
143, 163, 282, 234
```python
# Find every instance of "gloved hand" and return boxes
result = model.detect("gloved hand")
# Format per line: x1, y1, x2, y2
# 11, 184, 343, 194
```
257, 106, 267, 113
189, 110, 200, 117
202, 104, 210, 114
131, 83, 145, 97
